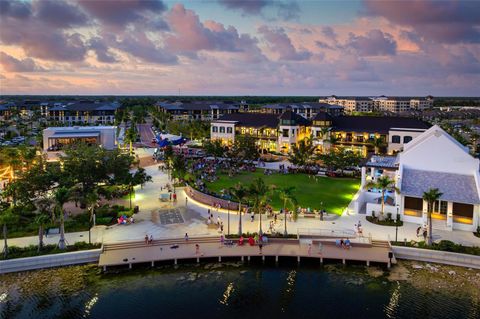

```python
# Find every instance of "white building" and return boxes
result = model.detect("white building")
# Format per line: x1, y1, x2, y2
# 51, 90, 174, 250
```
359, 125, 480, 232
43, 126, 117, 151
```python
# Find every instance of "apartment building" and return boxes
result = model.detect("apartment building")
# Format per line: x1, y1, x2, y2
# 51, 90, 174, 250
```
319, 96, 373, 113
211, 111, 430, 155
319, 95, 434, 114
155, 101, 244, 121
261, 102, 344, 119
47, 101, 120, 125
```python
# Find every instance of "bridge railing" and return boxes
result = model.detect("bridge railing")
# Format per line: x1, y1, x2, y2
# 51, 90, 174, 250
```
297, 228, 371, 244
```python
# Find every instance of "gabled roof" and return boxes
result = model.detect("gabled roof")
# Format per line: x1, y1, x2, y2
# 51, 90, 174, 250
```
278, 110, 310, 126
331, 116, 430, 134
312, 111, 333, 122
401, 168, 480, 205
402, 125, 467, 154
214, 113, 279, 128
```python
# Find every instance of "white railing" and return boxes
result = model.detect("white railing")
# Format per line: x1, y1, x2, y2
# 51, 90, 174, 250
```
392, 246, 480, 269
297, 228, 356, 238
0, 249, 102, 274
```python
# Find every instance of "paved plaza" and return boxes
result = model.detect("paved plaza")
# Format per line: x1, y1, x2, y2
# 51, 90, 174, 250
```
2, 156, 480, 250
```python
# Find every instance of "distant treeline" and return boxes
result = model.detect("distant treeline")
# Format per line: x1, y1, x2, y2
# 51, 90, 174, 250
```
2, 95, 480, 107
433, 98, 480, 107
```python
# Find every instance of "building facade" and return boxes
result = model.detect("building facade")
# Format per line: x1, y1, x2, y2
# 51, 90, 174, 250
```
319, 95, 434, 114
359, 125, 480, 232
47, 101, 120, 125
155, 101, 243, 121
211, 111, 430, 155
42, 126, 117, 151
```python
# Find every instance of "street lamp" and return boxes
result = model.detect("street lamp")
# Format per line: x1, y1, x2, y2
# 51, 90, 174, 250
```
395, 205, 399, 243
227, 200, 230, 235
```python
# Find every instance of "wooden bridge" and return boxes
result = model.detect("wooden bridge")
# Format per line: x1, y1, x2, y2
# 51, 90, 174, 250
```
98, 235, 395, 271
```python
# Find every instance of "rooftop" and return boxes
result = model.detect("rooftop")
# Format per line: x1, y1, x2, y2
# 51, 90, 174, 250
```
365, 155, 398, 168
401, 168, 480, 205
214, 113, 280, 128
331, 116, 430, 134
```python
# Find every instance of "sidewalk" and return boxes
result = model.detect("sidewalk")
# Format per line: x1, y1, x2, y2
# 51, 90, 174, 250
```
0, 227, 106, 251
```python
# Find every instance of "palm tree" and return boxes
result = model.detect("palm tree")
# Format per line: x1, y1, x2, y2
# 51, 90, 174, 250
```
124, 125, 137, 154
369, 137, 386, 154
249, 177, 271, 235
278, 186, 297, 236
85, 191, 99, 244
423, 188, 443, 246
470, 132, 479, 154
34, 212, 50, 252
364, 175, 399, 219
54, 187, 70, 250
34, 198, 54, 252
0, 207, 18, 259
228, 183, 249, 236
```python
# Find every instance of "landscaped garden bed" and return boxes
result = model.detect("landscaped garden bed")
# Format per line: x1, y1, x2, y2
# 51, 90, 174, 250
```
391, 240, 480, 256
366, 214, 403, 227
0, 242, 102, 260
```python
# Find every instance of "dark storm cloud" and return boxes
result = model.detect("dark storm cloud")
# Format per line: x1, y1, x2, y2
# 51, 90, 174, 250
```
347, 29, 397, 56
34, 0, 89, 28
363, 0, 480, 44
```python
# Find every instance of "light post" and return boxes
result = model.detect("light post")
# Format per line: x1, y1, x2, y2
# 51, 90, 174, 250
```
227, 200, 230, 235
395, 205, 399, 243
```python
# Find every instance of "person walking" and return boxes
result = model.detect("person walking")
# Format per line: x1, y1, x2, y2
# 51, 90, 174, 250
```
195, 244, 200, 255
185, 196, 188, 206
258, 243, 263, 255
251, 211, 254, 222
185, 233, 189, 241
145, 234, 149, 245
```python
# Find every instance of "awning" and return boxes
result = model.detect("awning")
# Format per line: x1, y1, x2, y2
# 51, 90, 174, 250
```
50, 132, 100, 138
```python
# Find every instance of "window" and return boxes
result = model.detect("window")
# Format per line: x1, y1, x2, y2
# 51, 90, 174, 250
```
212, 126, 218, 133
291, 129, 295, 136
404, 196, 423, 210
391, 135, 401, 144
282, 129, 289, 137
227, 127, 232, 134
356, 136, 364, 142
219, 126, 225, 133
403, 136, 413, 143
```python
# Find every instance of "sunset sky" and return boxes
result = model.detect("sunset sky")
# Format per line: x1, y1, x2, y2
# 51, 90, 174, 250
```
0, 0, 479, 96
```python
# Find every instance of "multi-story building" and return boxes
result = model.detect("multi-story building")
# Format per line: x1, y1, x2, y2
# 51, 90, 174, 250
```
319, 96, 374, 113
0, 102, 14, 121
47, 101, 120, 125
358, 125, 479, 232
211, 111, 430, 155
155, 101, 243, 121
261, 102, 343, 118
319, 95, 433, 114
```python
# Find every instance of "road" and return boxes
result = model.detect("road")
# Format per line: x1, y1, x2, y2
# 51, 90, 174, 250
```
136, 123, 156, 148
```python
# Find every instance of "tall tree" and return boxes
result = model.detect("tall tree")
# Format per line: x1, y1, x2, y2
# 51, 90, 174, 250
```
369, 137, 387, 155
228, 183, 249, 236
34, 211, 50, 252
0, 207, 18, 259
54, 187, 70, 250
288, 137, 316, 168
423, 188, 443, 246
277, 186, 297, 236
248, 177, 271, 235
364, 175, 399, 218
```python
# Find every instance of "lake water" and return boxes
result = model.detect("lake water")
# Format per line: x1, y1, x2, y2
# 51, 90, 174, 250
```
1, 261, 479, 319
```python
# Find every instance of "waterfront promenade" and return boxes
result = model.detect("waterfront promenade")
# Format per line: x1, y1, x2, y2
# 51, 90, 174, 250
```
2, 157, 479, 252
98, 236, 393, 270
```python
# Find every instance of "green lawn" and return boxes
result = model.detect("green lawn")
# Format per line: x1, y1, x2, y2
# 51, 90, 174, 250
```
206, 170, 360, 215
